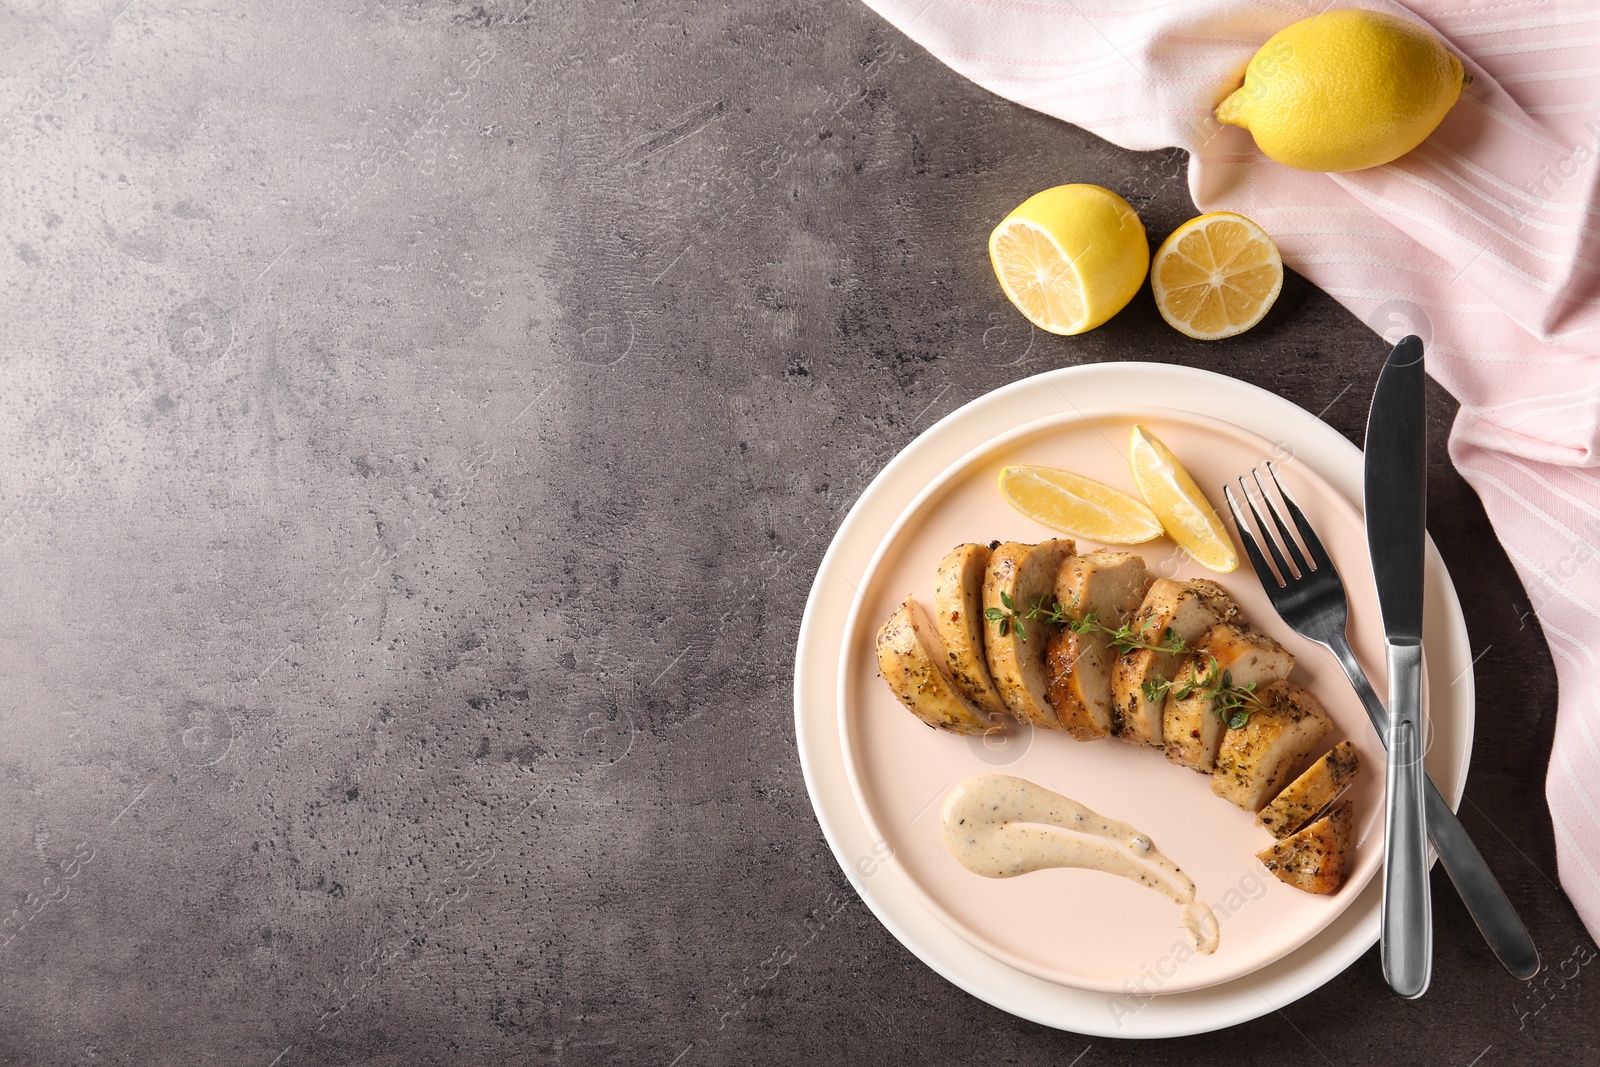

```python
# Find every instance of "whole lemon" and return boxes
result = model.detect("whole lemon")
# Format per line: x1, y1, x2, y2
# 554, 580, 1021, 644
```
1215, 9, 1465, 172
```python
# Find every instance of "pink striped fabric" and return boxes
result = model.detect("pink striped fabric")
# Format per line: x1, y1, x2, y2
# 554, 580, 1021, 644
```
862, 0, 1600, 937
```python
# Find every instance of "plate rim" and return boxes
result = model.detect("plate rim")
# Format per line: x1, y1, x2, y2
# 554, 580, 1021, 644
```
794, 361, 1474, 1038
833, 403, 1388, 995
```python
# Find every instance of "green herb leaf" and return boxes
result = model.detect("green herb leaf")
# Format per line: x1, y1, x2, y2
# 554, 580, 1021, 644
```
1024, 597, 1065, 625
1144, 651, 1269, 731
984, 606, 1006, 622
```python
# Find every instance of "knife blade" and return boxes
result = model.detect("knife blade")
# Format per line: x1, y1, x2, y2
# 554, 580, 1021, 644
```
1365, 334, 1432, 999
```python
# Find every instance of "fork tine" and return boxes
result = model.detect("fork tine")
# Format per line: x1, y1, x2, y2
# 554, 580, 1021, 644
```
1223, 483, 1284, 589
1251, 467, 1311, 576
1235, 474, 1299, 583
1264, 462, 1337, 574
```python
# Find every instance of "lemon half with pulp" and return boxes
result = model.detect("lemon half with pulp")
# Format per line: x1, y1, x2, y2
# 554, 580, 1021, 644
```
1151, 212, 1282, 340
989, 184, 1149, 336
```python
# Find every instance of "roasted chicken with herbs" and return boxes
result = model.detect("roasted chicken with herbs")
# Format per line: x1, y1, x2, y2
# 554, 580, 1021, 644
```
1110, 578, 1239, 747
982, 539, 1075, 728
876, 535, 1361, 896
932, 543, 1012, 719
1163, 622, 1294, 774
1257, 740, 1361, 838
876, 597, 998, 735
1257, 801, 1353, 894
1212, 681, 1333, 811
1044, 550, 1152, 741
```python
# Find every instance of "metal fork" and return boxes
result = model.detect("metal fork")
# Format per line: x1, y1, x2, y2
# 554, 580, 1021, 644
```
1224, 463, 1539, 981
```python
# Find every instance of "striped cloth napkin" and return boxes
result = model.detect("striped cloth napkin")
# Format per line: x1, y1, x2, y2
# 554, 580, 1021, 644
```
860, 0, 1600, 939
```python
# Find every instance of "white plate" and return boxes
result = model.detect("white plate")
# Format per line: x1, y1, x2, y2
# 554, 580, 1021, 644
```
838, 405, 1403, 994
794, 362, 1473, 1038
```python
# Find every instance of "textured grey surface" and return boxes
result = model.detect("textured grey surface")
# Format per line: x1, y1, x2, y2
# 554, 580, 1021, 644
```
0, 1, 1590, 1064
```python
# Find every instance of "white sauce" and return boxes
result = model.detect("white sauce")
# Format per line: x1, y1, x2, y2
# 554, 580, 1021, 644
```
941, 774, 1220, 955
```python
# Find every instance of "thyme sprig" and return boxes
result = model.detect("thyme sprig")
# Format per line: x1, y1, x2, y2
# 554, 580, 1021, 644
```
983, 596, 1184, 656
1088, 614, 1188, 657
983, 590, 1029, 639
982, 594, 1266, 728
1142, 656, 1268, 729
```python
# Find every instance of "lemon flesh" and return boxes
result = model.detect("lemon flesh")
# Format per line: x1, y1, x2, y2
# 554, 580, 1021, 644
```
1216, 9, 1465, 172
1128, 425, 1239, 573
1152, 212, 1283, 340
999, 465, 1164, 544
989, 184, 1149, 336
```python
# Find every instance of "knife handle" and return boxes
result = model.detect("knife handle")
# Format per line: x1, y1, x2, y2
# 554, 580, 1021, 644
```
1328, 632, 1539, 979
1382, 642, 1431, 998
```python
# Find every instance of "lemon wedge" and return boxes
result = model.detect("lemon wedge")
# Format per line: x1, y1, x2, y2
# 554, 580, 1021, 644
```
1151, 212, 1282, 341
999, 465, 1163, 544
988, 184, 1149, 336
1128, 424, 1238, 572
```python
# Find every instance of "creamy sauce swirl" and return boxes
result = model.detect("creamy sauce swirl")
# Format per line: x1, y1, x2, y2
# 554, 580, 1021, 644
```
941, 774, 1219, 955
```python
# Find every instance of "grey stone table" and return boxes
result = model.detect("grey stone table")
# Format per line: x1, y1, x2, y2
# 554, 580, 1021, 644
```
0, 2, 1590, 1064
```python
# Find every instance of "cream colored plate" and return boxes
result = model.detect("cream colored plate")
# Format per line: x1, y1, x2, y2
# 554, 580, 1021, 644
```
795, 363, 1472, 1036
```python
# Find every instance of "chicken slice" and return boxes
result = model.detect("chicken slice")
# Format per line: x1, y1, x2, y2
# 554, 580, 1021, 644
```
932, 544, 1011, 719
1257, 801, 1353, 895
875, 597, 998, 735
1186, 578, 1242, 623
1163, 622, 1294, 773
1044, 550, 1152, 741
1258, 740, 1361, 838
982, 539, 1075, 728
1211, 681, 1333, 811
1110, 578, 1240, 747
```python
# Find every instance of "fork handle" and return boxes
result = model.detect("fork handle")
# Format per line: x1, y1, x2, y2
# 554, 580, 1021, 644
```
1328, 633, 1540, 981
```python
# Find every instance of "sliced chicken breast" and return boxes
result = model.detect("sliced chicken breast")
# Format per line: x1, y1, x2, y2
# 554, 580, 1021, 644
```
1110, 578, 1240, 746
1211, 681, 1333, 811
1187, 578, 1242, 624
1257, 740, 1360, 838
875, 597, 999, 735
1044, 550, 1152, 741
932, 543, 1011, 719
1257, 801, 1353, 895
982, 539, 1075, 728
1163, 622, 1294, 773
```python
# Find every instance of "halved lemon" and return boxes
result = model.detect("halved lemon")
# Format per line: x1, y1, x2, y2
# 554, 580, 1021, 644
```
1128, 424, 1238, 572
999, 465, 1163, 544
988, 184, 1149, 336
1151, 212, 1282, 340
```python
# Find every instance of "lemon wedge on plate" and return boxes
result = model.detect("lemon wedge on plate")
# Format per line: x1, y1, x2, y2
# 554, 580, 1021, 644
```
1151, 212, 1282, 341
999, 465, 1163, 544
988, 184, 1149, 336
1128, 424, 1239, 572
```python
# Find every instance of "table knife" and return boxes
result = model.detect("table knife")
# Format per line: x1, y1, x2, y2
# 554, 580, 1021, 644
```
1365, 335, 1432, 999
